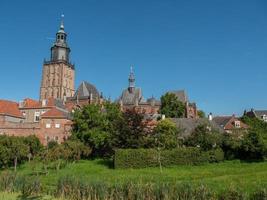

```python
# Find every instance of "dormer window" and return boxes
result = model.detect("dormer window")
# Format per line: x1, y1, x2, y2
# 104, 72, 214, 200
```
234, 121, 240, 128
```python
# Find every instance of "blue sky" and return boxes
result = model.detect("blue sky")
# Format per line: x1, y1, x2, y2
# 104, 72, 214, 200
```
0, 0, 266, 116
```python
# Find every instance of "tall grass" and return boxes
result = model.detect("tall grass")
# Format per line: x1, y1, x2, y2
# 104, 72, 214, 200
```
56, 176, 267, 200
0, 170, 42, 197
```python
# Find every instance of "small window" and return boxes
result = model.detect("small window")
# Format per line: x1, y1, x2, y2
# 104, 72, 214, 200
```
55, 123, 60, 128
234, 121, 240, 128
61, 35, 64, 40
46, 123, 51, 128
34, 112, 40, 122
55, 136, 59, 141
57, 35, 60, 40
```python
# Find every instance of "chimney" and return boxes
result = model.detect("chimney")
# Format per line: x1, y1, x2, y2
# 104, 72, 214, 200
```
63, 96, 66, 105
19, 100, 24, 108
42, 99, 47, 107
208, 112, 213, 121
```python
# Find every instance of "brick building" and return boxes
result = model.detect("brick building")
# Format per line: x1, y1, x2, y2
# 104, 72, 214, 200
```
117, 68, 199, 119
211, 114, 249, 134
117, 67, 161, 115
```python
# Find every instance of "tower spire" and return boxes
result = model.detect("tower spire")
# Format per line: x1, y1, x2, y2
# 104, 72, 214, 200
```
60, 14, 64, 30
50, 14, 70, 62
128, 65, 135, 93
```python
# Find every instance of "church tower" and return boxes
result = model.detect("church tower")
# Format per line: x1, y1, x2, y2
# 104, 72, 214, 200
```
40, 16, 75, 101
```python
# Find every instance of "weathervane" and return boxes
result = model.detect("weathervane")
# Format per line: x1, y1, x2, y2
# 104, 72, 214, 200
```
60, 14, 64, 29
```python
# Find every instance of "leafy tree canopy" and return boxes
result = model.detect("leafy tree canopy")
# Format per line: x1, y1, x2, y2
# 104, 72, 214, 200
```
159, 93, 185, 118
152, 119, 182, 149
184, 124, 223, 151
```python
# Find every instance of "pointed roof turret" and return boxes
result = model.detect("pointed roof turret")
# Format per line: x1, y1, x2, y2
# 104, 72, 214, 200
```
58, 14, 65, 33
128, 65, 135, 93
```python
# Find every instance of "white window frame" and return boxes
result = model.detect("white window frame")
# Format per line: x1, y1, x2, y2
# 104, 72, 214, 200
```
234, 121, 240, 128
34, 112, 40, 122
46, 123, 51, 128
55, 123, 61, 128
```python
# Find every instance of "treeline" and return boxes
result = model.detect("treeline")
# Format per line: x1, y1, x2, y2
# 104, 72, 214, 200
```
72, 103, 267, 162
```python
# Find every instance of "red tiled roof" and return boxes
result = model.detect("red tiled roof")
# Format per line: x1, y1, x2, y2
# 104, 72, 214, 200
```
41, 107, 68, 119
213, 115, 249, 130
0, 100, 24, 118
21, 97, 57, 109
23, 98, 40, 108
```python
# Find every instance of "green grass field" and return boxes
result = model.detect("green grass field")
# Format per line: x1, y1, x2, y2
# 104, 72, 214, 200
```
14, 159, 267, 194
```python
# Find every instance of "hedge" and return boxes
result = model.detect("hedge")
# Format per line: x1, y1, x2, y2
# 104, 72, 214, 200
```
114, 148, 224, 169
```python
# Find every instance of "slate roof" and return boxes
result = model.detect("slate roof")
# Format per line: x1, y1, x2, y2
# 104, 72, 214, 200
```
212, 116, 249, 130
212, 116, 232, 128
254, 110, 267, 117
73, 81, 99, 100
120, 87, 146, 105
168, 90, 188, 103
0, 100, 24, 118
171, 118, 224, 137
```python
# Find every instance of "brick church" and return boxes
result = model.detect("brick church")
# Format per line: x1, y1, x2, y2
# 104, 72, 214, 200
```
0, 18, 198, 145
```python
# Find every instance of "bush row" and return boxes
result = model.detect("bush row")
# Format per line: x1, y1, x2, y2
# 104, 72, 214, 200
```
114, 148, 224, 169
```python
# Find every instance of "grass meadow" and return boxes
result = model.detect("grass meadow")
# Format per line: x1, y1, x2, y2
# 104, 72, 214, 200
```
14, 159, 267, 194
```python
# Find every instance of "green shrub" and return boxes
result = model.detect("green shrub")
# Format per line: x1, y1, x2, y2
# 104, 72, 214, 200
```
203, 148, 225, 163
114, 148, 224, 169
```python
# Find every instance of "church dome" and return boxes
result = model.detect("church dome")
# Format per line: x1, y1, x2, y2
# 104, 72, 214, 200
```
74, 81, 99, 100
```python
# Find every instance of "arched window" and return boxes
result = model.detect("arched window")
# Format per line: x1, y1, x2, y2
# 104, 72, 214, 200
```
61, 35, 64, 40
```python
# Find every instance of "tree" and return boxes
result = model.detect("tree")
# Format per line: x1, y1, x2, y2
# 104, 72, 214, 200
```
23, 135, 42, 161
63, 140, 91, 161
198, 110, 206, 118
152, 119, 182, 149
72, 104, 118, 157
221, 133, 242, 160
241, 115, 267, 143
159, 93, 185, 118
239, 131, 267, 160
9, 137, 29, 171
112, 109, 148, 149
184, 124, 222, 151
